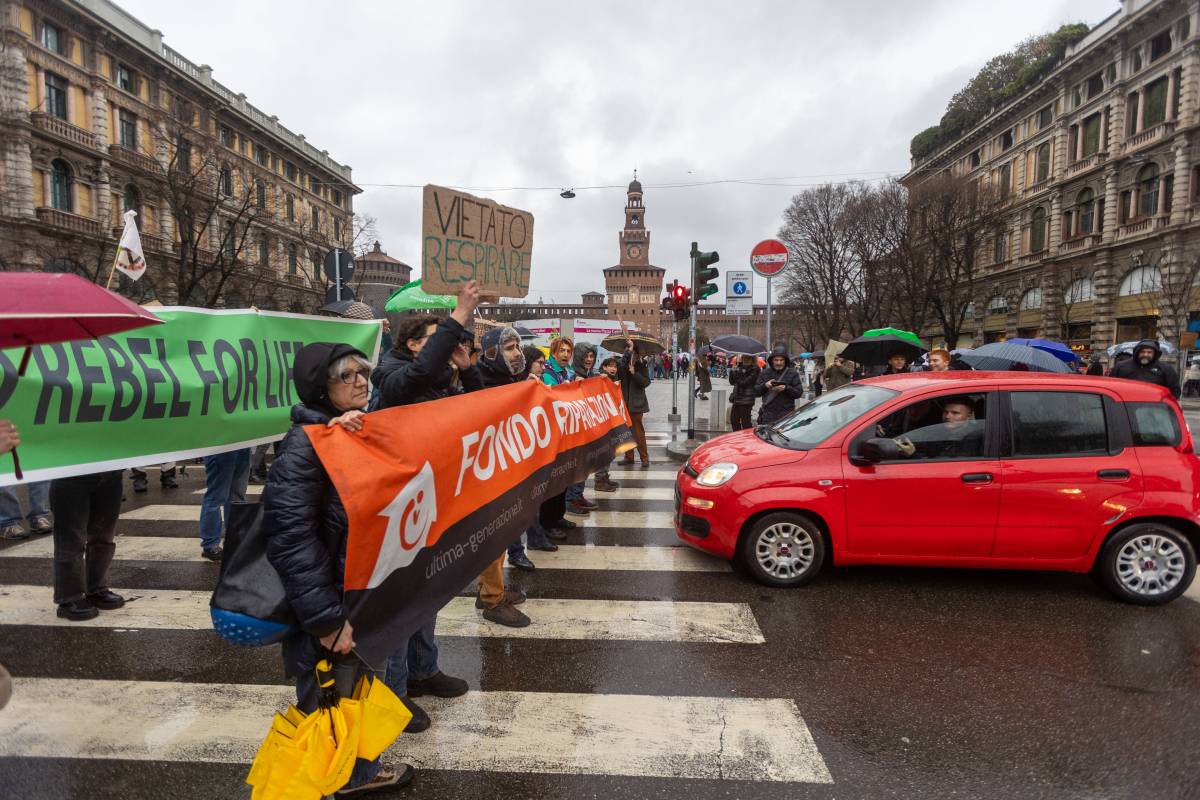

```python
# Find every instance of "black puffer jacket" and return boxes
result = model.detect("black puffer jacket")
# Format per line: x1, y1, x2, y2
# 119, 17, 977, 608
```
1109, 339, 1181, 397
372, 316, 482, 408
755, 350, 804, 424
620, 353, 651, 414
729, 364, 760, 406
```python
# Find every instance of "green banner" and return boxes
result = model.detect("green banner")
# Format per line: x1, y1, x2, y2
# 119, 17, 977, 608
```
0, 308, 380, 486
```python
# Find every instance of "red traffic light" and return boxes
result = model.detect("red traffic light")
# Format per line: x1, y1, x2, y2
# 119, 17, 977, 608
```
672, 283, 687, 300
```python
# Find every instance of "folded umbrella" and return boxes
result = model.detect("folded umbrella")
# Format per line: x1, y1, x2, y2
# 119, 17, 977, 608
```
1007, 337, 1079, 363
841, 334, 926, 367
710, 334, 766, 356
960, 342, 1072, 373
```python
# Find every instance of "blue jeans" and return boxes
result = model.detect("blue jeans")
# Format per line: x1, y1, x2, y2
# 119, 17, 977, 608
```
383, 617, 439, 698
199, 449, 250, 549
0, 482, 50, 526
526, 523, 553, 549
295, 658, 381, 790
565, 480, 586, 502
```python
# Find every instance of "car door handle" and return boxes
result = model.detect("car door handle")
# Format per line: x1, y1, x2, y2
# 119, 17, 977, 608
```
961, 472, 993, 484
1098, 469, 1130, 480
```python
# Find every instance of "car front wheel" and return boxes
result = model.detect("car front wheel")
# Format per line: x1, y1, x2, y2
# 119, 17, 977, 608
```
739, 512, 826, 588
1098, 522, 1196, 605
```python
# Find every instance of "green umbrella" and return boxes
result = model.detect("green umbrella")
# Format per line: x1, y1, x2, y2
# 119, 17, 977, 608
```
384, 279, 456, 313
862, 327, 923, 348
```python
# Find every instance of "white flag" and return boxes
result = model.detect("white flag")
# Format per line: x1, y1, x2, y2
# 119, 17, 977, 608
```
114, 209, 146, 282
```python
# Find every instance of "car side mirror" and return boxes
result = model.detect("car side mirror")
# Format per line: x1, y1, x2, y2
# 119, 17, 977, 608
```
853, 437, 901, 465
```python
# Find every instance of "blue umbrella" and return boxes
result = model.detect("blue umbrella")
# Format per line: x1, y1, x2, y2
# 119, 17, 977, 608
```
1007, 337, 1079, 363
960, 342, 1072, 373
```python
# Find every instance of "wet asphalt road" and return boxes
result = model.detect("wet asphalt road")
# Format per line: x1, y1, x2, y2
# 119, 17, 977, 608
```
0, 391, 1198, 799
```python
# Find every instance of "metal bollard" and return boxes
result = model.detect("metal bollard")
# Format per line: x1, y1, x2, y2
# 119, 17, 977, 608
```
709, 389, 729, 432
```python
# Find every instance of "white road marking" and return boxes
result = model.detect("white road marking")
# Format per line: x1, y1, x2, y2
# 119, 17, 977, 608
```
602, 469, 680, 480
0, 679, 831, 783
192, 485, 263, 496
120, 506, 679, 529
2, 538, 725, 572
590, 486, 674, 501
0, 586, 760, 643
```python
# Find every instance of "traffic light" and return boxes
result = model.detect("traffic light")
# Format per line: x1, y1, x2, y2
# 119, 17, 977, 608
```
671, 281, 691, 321
691, 242, 720, 301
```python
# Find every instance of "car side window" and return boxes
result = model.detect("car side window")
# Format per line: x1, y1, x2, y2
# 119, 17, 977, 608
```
1127, 402, 1181, 446
1010, 391, 1107, 457
873, 392, 989, 461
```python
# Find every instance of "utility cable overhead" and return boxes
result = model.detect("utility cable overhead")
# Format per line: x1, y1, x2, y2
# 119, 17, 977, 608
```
350, 170, 904, 192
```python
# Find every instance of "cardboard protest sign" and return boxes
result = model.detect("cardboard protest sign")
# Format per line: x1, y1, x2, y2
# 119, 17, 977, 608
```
420, 184, 533, 298
306, 376, 631, 665
0, 309, 380, 485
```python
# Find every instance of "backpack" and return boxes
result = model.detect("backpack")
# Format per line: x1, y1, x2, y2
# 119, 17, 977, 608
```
209, 500, 298, 646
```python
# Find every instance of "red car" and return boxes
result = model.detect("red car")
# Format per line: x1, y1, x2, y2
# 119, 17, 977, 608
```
676, 372, 1199, 604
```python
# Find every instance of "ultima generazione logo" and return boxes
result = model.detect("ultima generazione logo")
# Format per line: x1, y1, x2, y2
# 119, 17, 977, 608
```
367, 462, 438, 588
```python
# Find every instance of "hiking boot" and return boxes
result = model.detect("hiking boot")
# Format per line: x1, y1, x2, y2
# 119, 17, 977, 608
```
407, 671, 468, 698
475, 589, 526, 609
400, 696, 430, 733
508, 551, 536, 570
594, 478, 620, 492
201, 545, 223, 562
565, 500, 591, 516
131, 475, 148, 493
550, 518, 577, 530
56, 599, 99, 621
28, 516, 52, 535
527, 540, 559, 552
335, 764, 416, 797
160, 469, 179, 490
0, 524, 28, 541
482, 601, 531, 628
546, 527, 568, 541
574, 496, 598, 510
86, 589, 125, 610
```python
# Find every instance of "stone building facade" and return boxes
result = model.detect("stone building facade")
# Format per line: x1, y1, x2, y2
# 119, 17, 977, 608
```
903, 0, 1200, 353
0, 0, 358, 311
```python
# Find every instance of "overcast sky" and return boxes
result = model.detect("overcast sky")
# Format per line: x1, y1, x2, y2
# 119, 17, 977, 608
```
121, 0, 1119, 303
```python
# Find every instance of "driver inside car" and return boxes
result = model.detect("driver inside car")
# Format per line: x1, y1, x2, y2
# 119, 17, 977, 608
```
893, 397, 984, 459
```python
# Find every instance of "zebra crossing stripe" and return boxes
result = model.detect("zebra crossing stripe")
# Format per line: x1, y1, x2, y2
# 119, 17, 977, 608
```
120, 505, 679, 529
604, 469, 679, 479
0, 678, 832, 782
0, 585, 761, 643
187, 485, 677, 500
1, 537, 726, 572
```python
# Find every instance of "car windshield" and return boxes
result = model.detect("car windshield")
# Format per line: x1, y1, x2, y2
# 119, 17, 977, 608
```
761, 384, 897, 449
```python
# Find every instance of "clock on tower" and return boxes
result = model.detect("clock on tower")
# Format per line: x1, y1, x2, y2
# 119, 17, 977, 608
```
618, 173, 650, 267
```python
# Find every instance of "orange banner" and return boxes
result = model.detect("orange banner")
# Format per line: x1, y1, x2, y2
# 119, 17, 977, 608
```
305, 376, 630, 664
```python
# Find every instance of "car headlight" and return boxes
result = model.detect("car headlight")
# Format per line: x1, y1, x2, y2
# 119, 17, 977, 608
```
696, 462, 738, 487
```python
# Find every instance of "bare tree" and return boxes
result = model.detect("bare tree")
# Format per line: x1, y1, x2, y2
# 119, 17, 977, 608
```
1047, 260, 1093, 344
1156, 247, 1200, 345
776, 184, 856, 347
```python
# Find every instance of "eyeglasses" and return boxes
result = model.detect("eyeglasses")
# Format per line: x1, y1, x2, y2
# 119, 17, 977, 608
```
330, 368, 371, 385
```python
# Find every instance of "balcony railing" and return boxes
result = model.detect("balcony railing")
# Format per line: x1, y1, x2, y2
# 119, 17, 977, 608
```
1059, 233, 1101, 253
36, 207, 102, 235
108, 144, 164, 176
31, 113, 99, 150
1115, 214, 1169, 239
1066, 153, 1105, 176
1017, 249, 1047, 266
1123, 121, 1174, 154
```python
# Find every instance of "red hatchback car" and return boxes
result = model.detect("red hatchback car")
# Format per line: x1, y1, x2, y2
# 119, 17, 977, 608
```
676, 372, 1199, 604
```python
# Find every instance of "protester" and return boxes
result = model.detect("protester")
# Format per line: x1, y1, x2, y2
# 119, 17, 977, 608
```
48, 469, 125, 620
728, 354, 760, 431
129, 463, 179, 492
754, 347, 804, 425
1185, 360, 1200, 397
884, 351, 913, 375
620, 340, 652, 468
262, 341, 412, 794
565, 344, 599, 516
370, 282, 481, 732
823, 355, 855, 390
0, 480, 51, 541
521, 347, 569, 550
594, 357, 623, 486
196, 448, 250, 561
542, 337, 585, 528
925, 349, 951, 373
1087, 354, 1106, 376
474, 327, 532, 628
694, 352, 712, 400
1109, 339, 1181, 397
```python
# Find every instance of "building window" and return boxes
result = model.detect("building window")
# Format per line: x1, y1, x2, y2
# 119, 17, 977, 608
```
1138, 164, 1159, 216
993, 231, 1008, 263
310, 175, 320, 193
1065, 277, 1093, 303
258, 235, 270, 267
1076, 188, 1095, 234
333, 217, 341, 240
116, 64, 135, 93
1086, 72, 1104, 100
50, 159, 72, 212
311, 207, 320, 230
118, 108, 137, 149
256, 180, 266, 210
987, 295, 1009, 315
1019, 288, 1042, 310
1126, 92, 1140, 135
1120, 190, 1132, 223
122, 184, 140, 216
1150, 30, 1173, 62
286, 193, 295, 221
219, 125, 232, 147
1132, 49, 1143, 73
1144, 76, 1169, 128
1035, 143, 1051, 183
999, 163, 1012, 197
175, 136, 192, 171
1030, 207, 1047, 253
222, 222, 236, 260
45, 72, 68, 120
1081, 112, 1102, 157
1036, 105, 1053, 130
969, 149, 981, 168
285, 161, 297, 181
332, 189, 343, 207
1000, 129, 1014, 151
1119, 265, 1162, 296
219, 166, 233, 197
252, 143, 266, 166
41, 22, 62, 54
287, 243, 298, 274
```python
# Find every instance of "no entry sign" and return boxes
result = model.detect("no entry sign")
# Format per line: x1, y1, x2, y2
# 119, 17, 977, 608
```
750, 239, 789, 278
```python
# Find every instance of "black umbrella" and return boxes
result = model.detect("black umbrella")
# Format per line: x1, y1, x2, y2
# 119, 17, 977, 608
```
600, 331, 666, 356
319, 299, 357, 316
959, 342, 1072, 373
840, 334, 926, 367
710, 334, 767, 356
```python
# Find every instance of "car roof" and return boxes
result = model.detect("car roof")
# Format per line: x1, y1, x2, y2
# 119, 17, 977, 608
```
858, 371, 1172, 401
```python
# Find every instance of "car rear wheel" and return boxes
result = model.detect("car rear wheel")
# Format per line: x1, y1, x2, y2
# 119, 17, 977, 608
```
1098, 523, 1196, 605
739, 512, 825, 588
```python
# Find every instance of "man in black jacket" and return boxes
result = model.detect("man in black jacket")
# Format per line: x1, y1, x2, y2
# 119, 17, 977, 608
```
728, 355, 760, 430
373, 281, 481, 732
1109, 339, 1181, 398
755, 347, 804, 425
